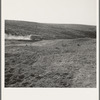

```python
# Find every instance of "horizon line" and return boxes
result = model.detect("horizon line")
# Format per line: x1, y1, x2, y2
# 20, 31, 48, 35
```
5, 19, 96, 26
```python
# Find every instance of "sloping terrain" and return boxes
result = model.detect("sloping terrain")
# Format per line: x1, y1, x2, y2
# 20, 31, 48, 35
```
5, 20, 96, 39
5, 38, 96, 87
5, 20, 96, 87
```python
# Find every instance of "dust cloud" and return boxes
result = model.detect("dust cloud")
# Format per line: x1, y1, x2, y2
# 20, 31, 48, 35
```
5, 34, 31, 40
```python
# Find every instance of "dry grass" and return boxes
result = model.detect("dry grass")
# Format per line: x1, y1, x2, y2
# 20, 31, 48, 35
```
5, 38, 96, 87
5, 20, 96, 39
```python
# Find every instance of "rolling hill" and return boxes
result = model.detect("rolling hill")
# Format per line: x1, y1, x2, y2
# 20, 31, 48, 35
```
5, 20, 96, 39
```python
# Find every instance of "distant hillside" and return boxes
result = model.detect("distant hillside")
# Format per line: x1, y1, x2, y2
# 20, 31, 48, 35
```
5, 20, 96, 39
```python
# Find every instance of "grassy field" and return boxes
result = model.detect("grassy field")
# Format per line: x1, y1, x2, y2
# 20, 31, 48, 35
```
5, 20, 96, 39
5, 38, 96, 87
5, 20, 96, 87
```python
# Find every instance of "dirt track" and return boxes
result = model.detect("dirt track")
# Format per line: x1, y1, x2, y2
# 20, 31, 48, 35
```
6, 40, 61, 47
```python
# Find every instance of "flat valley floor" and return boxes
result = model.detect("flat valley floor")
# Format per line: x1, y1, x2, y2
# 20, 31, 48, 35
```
5, 38, 96, 87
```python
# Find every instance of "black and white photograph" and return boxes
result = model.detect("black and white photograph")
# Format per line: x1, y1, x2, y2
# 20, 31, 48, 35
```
4, 0, 97, 88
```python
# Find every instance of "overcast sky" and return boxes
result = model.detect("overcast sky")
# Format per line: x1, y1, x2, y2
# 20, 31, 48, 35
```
4, 0, 97, 25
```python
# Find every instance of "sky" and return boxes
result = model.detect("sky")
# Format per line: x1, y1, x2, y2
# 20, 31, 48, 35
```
3, 0, 97, 25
